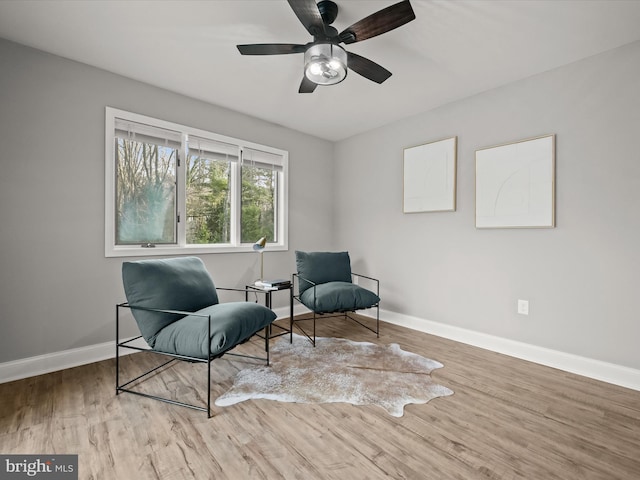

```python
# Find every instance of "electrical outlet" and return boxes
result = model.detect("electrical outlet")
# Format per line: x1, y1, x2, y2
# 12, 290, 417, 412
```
517, 299, 529, 315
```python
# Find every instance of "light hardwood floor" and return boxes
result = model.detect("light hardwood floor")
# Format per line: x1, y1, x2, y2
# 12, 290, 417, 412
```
1, 315, 639, 479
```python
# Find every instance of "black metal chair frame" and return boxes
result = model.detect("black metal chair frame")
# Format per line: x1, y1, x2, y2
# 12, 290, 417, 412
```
116, 288, 270, 418
290, 272, 380, 346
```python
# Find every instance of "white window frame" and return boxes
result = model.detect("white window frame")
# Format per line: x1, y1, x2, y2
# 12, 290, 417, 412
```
105, 107, 288, 257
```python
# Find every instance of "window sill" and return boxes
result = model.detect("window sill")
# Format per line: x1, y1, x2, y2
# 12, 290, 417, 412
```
105, 243, 288, 258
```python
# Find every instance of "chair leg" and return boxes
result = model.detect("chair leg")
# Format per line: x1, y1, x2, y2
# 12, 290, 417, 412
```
115, 346, 120, 396
290, 286, 294, 344
312, 310, 316, 347
207, 356, 212, 418
265, 325, 270, 366
115, 304, 120, 396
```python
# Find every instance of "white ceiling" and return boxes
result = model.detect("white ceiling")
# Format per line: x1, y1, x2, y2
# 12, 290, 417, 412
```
2, 0, 640, 141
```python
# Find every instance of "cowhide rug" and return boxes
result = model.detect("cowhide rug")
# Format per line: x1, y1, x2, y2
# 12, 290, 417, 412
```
215, 334, 453, 417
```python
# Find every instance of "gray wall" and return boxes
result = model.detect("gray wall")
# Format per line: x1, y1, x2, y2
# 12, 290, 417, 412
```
0, 38, 334, 364
2, 34, 639, 373
333, 41, 640, 370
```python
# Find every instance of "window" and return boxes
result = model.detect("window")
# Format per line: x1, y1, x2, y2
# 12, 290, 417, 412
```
114, 120, 179, 245
105, 108, 288, 257
185, 136, 235, 245
241, 148, 282, 244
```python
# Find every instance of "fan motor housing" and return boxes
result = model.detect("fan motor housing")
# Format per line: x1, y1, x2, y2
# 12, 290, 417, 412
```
318, 0, 339, 25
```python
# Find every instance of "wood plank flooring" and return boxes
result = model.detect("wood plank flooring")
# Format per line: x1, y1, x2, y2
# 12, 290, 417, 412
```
1, 315, 639, 479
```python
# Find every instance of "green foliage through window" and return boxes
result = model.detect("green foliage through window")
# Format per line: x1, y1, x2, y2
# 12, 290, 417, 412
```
241, 165, 277, 243
186, 155, 231, 244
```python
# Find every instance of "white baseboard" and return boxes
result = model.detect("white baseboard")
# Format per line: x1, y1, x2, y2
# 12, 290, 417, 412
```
364, 308, 640, 392
0, 337, 147, 385
2, 307, 639, 392
272, 303, 309, 319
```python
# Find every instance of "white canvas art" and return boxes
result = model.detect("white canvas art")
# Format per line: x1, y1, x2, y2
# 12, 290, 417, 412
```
403, 136, 457, 213
475, 135, 555, 228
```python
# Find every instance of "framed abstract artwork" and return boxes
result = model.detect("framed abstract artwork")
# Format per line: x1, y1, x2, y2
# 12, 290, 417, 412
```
403, 136, 457, 213
475, 134, 555, 228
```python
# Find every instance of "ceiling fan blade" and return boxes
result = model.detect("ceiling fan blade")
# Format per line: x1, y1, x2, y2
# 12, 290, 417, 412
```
339, 0, 416, 45
299, 76, 318, 93
287, 0, 326, 37
347, 52, 392, 84
237, 43, 307, 55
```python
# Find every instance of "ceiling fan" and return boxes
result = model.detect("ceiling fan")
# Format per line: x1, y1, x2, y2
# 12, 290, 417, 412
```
237, 0, 416, 93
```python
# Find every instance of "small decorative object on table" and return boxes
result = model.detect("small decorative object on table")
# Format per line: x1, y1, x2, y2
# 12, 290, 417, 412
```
255, 278, 291, 289
252, 236, 268, 286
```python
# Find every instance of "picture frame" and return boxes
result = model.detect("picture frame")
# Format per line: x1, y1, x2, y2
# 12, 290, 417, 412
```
475, 134, 555, 228
403, 136, 457, 213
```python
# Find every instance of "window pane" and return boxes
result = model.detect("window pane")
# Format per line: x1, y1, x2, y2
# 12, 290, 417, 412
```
241, 165, 277, 243
186, 154, 231, 244
115, 139, 177, 244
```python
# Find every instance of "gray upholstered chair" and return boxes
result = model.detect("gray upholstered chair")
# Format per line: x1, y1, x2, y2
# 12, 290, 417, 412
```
291, 251, 380, 346
116, 256, 276, 417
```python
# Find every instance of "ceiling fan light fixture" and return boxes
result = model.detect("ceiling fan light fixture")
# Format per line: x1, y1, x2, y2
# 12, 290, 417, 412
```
304, 43, 347, 86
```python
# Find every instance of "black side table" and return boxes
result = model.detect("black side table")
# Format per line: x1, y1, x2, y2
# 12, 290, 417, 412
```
245, 283, 292, 339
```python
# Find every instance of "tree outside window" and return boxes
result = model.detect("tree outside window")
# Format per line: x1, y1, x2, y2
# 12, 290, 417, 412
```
115, 139, 177, 245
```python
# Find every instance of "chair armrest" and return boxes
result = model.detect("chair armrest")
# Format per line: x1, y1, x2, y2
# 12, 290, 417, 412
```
291, 273, 320, 311
292, 273, 317, 285
116, 302, 213, 355
292, 273, 317, 295
119, 302, 210, 318
351, 272, 380, 296
351, 272, 379, 282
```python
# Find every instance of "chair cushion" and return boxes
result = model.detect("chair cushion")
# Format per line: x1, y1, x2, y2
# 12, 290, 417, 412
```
153, 302, 277, 359
295, 251, 352, 294
122, 257, 219, 347
299, 281, 380, 314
